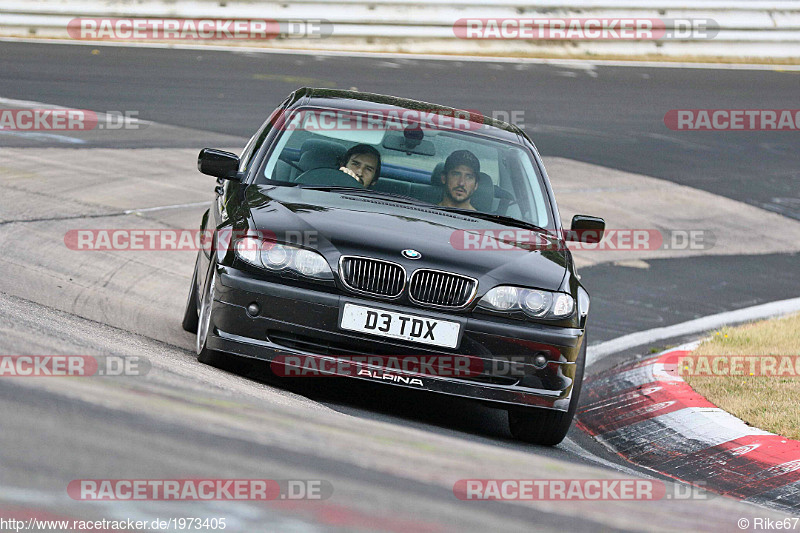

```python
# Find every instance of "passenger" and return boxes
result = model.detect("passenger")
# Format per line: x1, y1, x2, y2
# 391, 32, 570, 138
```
338, 144, 381, 188
438, 149, 480, 210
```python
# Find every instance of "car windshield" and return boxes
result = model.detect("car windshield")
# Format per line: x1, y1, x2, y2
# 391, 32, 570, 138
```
257, 106, 554, 229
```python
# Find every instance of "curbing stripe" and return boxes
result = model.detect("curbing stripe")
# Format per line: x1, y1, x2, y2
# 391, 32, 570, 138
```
577, 347, 800, 510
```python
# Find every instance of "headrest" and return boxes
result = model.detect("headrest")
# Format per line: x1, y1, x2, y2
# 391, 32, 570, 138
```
300, 138, 346, 156
430, 162, 445, 187
298, 139, 346, 171
471, 172, 494, 212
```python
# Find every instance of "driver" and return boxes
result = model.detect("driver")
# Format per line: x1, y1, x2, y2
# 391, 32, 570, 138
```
438, 149, 480, 210
338, 144, 381, 188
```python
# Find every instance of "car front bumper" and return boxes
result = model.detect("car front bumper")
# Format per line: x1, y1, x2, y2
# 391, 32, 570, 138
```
207, 265, 585, 411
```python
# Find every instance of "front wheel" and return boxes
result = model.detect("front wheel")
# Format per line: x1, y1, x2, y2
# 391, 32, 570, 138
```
507, 335, 586, 446
181, 253, 201, 333
196, 261, 226, 367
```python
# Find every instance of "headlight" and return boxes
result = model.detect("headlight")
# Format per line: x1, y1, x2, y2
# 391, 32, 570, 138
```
234, 238, 333, 280
482, 286, 519, 310
262, 243, 292, 270
521, 289, 551, 317
477, 286, 574, 319
553, 293, 575, 317
235, 237, 261, 267
293, 249, 330, 277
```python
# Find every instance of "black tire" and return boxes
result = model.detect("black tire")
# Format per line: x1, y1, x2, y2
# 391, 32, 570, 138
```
195, 259, 227, 367
507, 335, 587, 446
194, 257, 254, 374
181, 253, 201, 333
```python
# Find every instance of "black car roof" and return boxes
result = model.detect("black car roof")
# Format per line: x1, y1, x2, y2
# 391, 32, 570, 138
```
288, 87, 525, 143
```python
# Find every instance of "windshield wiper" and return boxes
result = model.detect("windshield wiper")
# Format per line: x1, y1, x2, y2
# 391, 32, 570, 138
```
433, 206, 551, 234
298, 185, 365, 192
299, 185, 430, 206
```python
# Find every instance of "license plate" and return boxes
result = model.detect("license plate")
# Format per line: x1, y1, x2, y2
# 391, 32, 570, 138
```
339, 303, 461, 348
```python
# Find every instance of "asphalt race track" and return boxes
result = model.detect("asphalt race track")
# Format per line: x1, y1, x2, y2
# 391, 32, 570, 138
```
1, 40, 799, 531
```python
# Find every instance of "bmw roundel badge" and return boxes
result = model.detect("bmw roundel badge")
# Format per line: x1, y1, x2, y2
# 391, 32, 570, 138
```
402, 249, 422, 260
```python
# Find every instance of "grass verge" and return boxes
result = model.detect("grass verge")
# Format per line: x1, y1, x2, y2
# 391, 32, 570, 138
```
684, 313, 800, 440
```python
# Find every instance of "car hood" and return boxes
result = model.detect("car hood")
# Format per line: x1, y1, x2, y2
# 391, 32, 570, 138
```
246, 185, 569, 291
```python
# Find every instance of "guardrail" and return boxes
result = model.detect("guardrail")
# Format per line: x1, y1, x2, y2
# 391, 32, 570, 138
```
1, 0, 799, 58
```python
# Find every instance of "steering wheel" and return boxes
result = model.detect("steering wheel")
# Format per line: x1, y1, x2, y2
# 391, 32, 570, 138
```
294, 167, 366, 188
494, 185, 518, 215
278, 152, 304, 173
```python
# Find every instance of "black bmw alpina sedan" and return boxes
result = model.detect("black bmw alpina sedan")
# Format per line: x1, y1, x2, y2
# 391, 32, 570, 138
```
183, 87, 604, 445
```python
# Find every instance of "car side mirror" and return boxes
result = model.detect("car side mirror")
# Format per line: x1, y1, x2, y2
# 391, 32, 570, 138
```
568, 215, 605, 243
198, 148, 241, 181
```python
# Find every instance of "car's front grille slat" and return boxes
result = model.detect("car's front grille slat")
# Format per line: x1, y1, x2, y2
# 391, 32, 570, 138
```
409, 269, 477, 308
368, 260, 376, 292
426, 272, 435, 302
437, 277, 446, 306
390, 265, 400, 294
454, 278, 465, 306
340, 256, 405, 298
380, 262, 388, 294
443, 275, 454, 306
